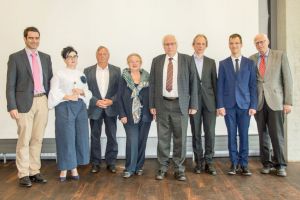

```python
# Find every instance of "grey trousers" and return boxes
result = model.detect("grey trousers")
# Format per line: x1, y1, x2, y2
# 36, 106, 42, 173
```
156, 99, 188, 173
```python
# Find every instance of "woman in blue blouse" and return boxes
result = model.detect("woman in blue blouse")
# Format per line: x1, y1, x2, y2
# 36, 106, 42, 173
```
118, 53, 153, 178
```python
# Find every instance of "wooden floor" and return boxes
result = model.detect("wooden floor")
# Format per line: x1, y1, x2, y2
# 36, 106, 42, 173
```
0, 158, 300, 200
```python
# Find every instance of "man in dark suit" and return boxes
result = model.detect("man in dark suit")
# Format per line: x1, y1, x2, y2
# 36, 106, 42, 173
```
189, 34, 217, 175
6, 27, 53, 187
217, 34, 257, 176
250, 34, 293, 177
149, 34, 198, 181
84, 46, 121, 174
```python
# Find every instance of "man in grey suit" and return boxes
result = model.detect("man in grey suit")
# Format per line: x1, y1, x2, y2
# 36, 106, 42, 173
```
149, 34, 198, 181
84, 46, 121, 174
6, 27, 53, 187
189, 34, 217, 175
250, 33, 293, 177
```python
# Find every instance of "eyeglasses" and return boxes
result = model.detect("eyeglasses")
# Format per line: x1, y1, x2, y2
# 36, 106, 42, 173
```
164, 42, 176, 46
255, 40, 266, 46
66, 55, 78, 59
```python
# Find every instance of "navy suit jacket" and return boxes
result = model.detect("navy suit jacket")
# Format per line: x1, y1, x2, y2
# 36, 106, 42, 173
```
118, 78, 152, 124
217, 56, 257, 110
84, 64, 121, 119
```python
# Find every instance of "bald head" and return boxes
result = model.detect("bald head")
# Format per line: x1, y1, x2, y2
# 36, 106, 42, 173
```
162, 34, 177, 57
254, 33, 270, 54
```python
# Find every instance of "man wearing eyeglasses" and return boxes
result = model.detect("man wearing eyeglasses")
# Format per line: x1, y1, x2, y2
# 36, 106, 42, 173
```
6, 26, 53, 187
149, 34, 198, 181
250, 34, 293, 177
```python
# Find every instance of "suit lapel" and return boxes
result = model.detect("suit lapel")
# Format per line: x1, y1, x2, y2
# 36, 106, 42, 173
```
201, 56, 209, 81
91, 65, 102, 99
21, 49, 33, 80
106, 64, 113, 98
264, 50, 273, 80
177, 54, 183, 83
38, 52, 48, 84
157, 55, 165, 87
226, 57, 235, 77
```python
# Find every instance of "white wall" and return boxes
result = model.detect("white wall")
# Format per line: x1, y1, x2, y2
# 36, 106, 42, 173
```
0, 0, 259, 139
284, 0, 300, 161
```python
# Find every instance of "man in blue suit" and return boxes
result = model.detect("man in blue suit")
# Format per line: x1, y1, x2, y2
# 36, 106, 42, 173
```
217, 34, 257, 176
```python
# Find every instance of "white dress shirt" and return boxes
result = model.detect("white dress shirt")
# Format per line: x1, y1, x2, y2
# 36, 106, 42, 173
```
163, 53, 178, 97
96, 65, 109, 98
231, 55, 242, 72
48, 67, 92, 109
194, 53, 204, 79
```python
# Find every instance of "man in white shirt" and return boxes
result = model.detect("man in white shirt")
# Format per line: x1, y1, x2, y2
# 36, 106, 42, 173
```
149, 35, 198, 181
217, 34, 257, 176
84, 46, 121, 174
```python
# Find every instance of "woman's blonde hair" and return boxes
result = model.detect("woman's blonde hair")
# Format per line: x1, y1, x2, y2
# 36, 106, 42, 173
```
127, 53, 142, 65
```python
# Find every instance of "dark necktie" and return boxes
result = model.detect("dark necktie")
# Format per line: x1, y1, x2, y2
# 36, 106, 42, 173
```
235, 58, 240, 73
166, 57, 173, 92
259, 55, 266, 78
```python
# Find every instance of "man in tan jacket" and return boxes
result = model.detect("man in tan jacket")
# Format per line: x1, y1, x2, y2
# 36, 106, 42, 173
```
250, 33, 293, 177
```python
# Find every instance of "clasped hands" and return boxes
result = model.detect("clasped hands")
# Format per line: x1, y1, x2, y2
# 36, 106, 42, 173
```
96, 99, 113, 109
63, 88, 84, 101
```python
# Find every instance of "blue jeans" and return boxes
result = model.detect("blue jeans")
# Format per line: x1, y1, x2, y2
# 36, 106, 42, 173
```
123, 121, 151, 173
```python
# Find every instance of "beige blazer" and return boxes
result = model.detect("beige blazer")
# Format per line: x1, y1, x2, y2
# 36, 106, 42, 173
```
250, 49, 293, 111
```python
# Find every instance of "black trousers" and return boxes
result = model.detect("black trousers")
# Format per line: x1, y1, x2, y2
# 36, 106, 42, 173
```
255, 101, 286, 168
190, 101, 216, 166
90, 112, 118, 166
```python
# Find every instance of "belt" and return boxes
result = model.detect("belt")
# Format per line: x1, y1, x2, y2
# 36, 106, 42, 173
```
34, 93, 45, 97
163, 97, 179, 101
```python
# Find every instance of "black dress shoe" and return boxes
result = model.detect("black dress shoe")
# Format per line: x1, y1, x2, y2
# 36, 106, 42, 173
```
194, 166, 202, 174
240, 166, 252, 176
205, 164, 217, 176
227, 164, 237, 175
107, 165, 116, 173
29, 173, 47, 183
174, 171, 186, 181
156, 170, 166, 180
19, 176, 32, 187
91, 164, 100, 173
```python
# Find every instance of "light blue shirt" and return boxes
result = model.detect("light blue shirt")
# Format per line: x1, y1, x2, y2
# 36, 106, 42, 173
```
194, 53, 204, 79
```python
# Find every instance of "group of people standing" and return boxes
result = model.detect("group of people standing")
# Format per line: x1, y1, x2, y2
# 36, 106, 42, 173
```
6, 26, 292, 188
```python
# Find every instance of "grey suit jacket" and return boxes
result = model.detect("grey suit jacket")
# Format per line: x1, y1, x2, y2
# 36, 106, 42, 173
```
149, 53, 198, 115
191, 55, 217, 112
250, 49, 293, 111
84, 64, 121, 119
6, 49, 53, 113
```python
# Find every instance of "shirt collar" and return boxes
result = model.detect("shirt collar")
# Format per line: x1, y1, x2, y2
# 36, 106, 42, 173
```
97, 64, 109, 70
166, 53, 178, 62
231, 55, 242, 61
259, 48, 270, 57
194, 53, 204, 60
25, 48, 38, 56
